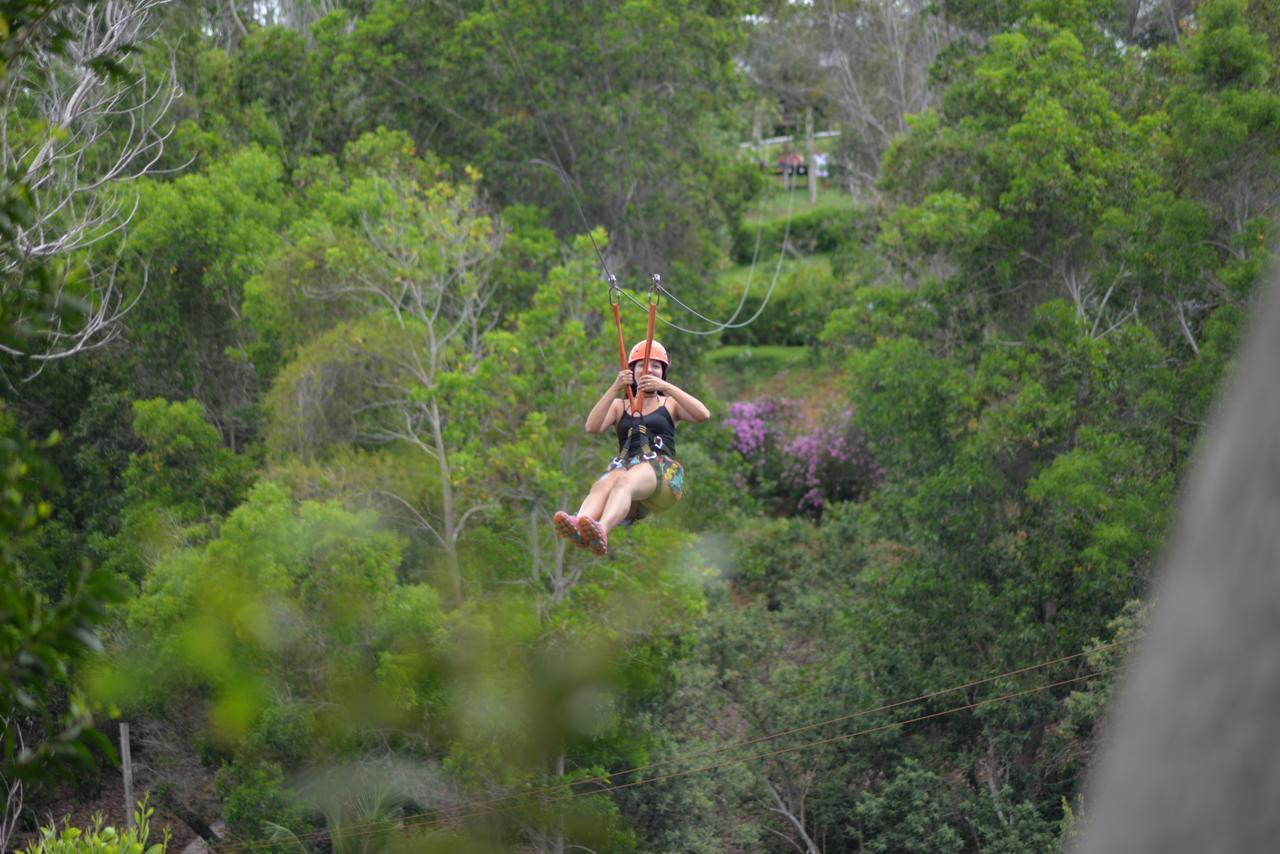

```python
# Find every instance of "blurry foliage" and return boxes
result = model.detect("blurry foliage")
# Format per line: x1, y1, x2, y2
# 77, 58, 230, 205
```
0, 0, 133, 802
22, 795, 170, 854
4, 0, 1279, 849
731, 205, 871, 265
716, 257, 856, 348
0, 415, 127, 784
851, 759, 965, 853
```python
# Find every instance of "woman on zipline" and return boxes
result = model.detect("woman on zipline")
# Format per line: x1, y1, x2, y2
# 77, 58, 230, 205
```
554, 340, 710, 556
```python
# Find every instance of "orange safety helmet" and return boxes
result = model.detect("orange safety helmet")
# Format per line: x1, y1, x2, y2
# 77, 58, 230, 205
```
627, 339, 669, 369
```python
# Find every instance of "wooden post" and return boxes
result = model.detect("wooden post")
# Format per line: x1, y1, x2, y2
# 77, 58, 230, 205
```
120, 722, 135, 830
805, 104, 817, 205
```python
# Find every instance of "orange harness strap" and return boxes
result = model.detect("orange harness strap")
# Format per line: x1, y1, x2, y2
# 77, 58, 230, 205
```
608, 276, 664, 473
609, 283, 638, 414
631, 287, 659, 416
610, 275, 661, 417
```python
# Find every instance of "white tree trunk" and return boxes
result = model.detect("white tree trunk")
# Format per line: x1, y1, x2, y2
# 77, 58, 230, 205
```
429, 398, 463, 601
765, 775, 821, 854
300, 173, 501, 602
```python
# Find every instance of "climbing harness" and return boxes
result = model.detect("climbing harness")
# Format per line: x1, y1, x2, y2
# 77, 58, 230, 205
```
487, 0, 803, 531
608, 274, 664, 471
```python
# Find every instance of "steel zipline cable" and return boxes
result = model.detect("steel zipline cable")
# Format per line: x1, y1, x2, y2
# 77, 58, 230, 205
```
485, 0, 799, 340
208, 13, 1123, 854
614, 171, 800, 337
210, 640, 1131, 852
401, 668, 1116, 840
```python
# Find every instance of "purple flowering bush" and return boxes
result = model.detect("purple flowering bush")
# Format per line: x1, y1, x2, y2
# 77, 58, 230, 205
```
725, 398, 883, 518
724, 398, 793, 458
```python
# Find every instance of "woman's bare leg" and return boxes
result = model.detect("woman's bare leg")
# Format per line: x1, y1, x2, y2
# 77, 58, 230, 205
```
598, 464, 657, 533
577, 469, 626, 519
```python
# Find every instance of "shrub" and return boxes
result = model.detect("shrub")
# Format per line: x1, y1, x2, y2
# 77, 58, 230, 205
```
216, 759, 311, 842
724, 398, 883, 518
717, 262, 851, 348
24, 796, 170, 854
780, 416, 885, 516
732, 206, 870, 264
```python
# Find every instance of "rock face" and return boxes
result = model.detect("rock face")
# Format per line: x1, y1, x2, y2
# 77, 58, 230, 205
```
1076, 274, 1280, 853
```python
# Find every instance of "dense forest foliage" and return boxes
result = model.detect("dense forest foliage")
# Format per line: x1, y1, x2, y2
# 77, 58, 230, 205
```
3, 0, 1279, 850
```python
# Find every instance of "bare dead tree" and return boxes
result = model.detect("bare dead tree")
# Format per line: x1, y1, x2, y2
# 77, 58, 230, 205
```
1117, 0, 1195, 46
1, 0, 179, 366
816, 0, 954, 194
1056, 260, 1139, 340
743, 7, 827, 204
271, 0, 343, 33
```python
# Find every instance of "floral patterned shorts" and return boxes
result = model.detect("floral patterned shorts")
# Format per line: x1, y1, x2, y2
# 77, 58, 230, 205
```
602, 454, 685, 520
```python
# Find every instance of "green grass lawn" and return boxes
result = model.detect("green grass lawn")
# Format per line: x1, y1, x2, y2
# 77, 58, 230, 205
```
713, 253, 830, 294
707, 344, 813, 368
700, 184, 860, 403
704, 344, 847, 406
742, 183, 857, 224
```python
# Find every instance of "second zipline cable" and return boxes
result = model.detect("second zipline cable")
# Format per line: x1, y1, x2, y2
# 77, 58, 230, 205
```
211, 640, 1130, 851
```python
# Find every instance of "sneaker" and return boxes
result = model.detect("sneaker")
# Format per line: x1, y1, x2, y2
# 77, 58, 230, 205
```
576, 515, 608, 556
553, 511, 587, 549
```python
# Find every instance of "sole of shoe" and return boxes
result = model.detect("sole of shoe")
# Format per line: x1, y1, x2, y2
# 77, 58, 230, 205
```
553, 511, 586, 548
576, 515, 608, 556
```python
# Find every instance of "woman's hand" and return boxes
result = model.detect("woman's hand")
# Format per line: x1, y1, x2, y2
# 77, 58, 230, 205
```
613, 369, 634, 391
637, 374, 668, 395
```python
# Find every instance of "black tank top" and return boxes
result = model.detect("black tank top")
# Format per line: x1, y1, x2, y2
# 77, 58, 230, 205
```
616, 399, 677, 458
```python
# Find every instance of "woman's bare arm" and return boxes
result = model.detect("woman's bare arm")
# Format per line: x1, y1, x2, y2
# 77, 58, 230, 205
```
585, 370, 632, 433
639, 375, 711, 423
